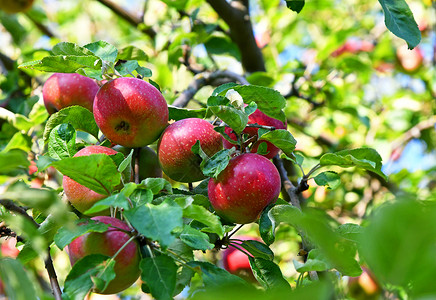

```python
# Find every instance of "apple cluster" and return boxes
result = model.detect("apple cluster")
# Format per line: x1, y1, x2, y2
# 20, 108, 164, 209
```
42, 72, 286, 293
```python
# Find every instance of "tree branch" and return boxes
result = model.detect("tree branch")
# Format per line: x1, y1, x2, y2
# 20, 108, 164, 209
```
172, 70, 249, 108
391, 116, 436, 150
0, 200, 62, 300
24, 12, 57, 38
95, 0, 156, 39
205, 0, 265, 72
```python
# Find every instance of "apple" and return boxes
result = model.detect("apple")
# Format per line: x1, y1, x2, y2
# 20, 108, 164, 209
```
113, 145, 162, 180
67, 216, 140, 294
222, 235, 260, 281
222, 108, 286, 159
396, 45, 423, 73
157, 118, 223, 183
208, 153, 281, 224
63, 145, 119, 215
93, 78, 169, 148
42, 73, 100, 114
0, 0, 34, 13
348, 267, 381, 299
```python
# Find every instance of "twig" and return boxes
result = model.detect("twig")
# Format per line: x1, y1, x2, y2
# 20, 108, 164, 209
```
94, 0, 156, 39
391, 116, 436, 150
172, 70, 249, 108
227, 224, 244, 239
24, 12, 57, 38
271, 157, 301, 210
0, 200, 62, 299
205, 0, 265, 72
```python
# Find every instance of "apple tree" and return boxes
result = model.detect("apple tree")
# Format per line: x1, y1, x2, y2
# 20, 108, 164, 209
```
0, 0, 435, 299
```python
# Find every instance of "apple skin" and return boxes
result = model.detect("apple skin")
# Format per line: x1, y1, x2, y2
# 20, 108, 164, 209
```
93, 78, 169, 148
396, 45, 423, 73
67, 216, 140, 295
222, 235, 260, 281
0, 0, 34, 13
63, 145, 118, 215
223, 109, 286, 159
113, 145, 162, 180
208, 153, 281, 224
42, 73, 100, 114
157, 118, 223, 183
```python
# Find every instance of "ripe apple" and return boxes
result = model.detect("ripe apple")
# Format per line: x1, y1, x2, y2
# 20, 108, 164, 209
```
208, 153, 281, 224
222, 108, 286, 159
396, 45, 424, 73
157, 118, 223, 183
42, 73, 100, 114
63, 145, 118, 215
93, 78, 169, 148
348, 267, 381, 299
0, 0, 34, 13
222, 235, 260, 281
113, 145, 162, 180
67, 216, 140, 294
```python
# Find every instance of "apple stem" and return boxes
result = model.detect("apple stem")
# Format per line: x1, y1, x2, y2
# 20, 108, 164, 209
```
227, 242, 252, 258
227, 224, 244, 239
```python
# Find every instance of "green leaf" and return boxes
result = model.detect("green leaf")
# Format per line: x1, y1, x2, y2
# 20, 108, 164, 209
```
359, 200, 436, 296
124, 200, 183, 248
293, 249, 332, 272
320, 148, 387, 180
52, 42, 95, 56
378, 0, 421, 49
202, 149, 232, 179
232, 85, 286, 123
77, 68, 104, 80
246, 72, 275, 87
209, 105, 248, 135
115, 60, 139, 76
182, 204, 224, 237
212, 83, 239, 96
285, 0, 305, 13
258, 129, 296, 157
63, 254, 110, 300
117, 45, 149, 61
84, 193, 131, 215
179, 225, 214, 250
168, 106, 212, 121
48, 123, 77, 160
136, 66, 152, 78
187, 261, 247, 288
18, 55, 102, 73
248, 257, 291, 290
92, 259, 116, 293
118, 148, 133, 173
313, 171, 340, 190
0, 13, 27, 44
238, 240, 274, 260
335, 223, 363, 243
0, 258, 38, 300
54, 219, 109, 250
139, 177, 173, 194
204, 35, 241, 60
0, 149, 29, 174
1, 132, 32, 153
51, 154, 121, 195
259, 204, 276, 245
43, 106, 99, 143
84, 41, 118, 63
140, 255, 178, 300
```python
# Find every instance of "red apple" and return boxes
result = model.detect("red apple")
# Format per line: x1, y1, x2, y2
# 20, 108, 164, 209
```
222, 235, 260, 281
348, 267, 381, 299
157, 118, 223, 183
208, 153, 281, 224
93, 78, 169, 148
67, 216, 140, 294
42, 73, 99, 114
0, 0, 34, 13
396, 45, 424, 73
223, 109, 286, 159
63, 145, 118, 215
